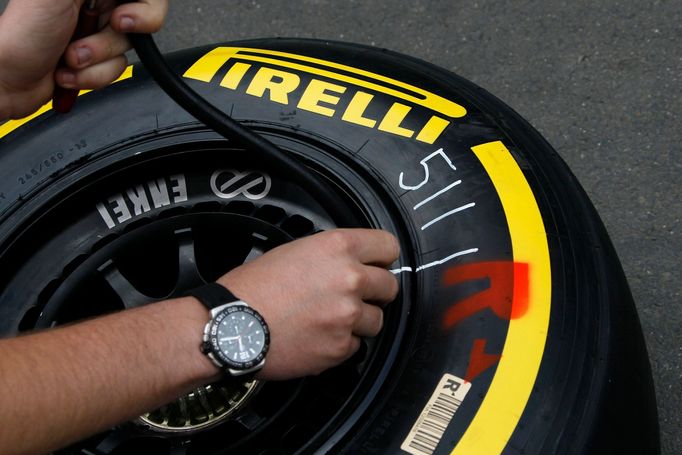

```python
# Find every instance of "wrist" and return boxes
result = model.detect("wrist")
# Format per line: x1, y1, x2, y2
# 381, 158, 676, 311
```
166, 296, 222, 383
187, 282, 271, 379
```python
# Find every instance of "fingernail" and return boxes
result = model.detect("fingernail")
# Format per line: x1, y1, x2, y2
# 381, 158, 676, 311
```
119, 16, 135, 32
60, 71, 77, 88
75, 46, 92, 65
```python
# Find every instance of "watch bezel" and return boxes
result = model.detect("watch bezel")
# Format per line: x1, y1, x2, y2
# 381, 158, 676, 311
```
204, 304, 270, 371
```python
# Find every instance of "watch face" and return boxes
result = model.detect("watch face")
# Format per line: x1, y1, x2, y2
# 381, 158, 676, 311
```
208, 305, 269, 369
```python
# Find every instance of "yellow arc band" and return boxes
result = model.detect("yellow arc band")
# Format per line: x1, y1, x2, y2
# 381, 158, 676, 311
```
0, 67, 134, 140
453, 141, 552, 454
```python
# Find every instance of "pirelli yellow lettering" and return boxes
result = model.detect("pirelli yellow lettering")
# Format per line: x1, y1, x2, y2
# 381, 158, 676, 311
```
183, 47, 467, 145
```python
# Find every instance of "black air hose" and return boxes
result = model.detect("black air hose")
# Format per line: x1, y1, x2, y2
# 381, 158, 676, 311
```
128, 33, 353, 226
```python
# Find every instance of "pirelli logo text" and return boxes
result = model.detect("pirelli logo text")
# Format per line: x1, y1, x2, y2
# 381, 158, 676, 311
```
183, 47, 467, 145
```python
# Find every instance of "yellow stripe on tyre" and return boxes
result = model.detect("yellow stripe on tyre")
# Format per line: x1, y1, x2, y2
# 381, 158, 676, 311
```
452, 141, 552, 454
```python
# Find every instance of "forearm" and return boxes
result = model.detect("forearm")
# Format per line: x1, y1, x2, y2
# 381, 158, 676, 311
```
0, 297, 218, 455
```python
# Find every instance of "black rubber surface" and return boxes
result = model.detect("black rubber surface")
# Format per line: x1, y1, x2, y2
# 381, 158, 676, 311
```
0, 1, 678, 453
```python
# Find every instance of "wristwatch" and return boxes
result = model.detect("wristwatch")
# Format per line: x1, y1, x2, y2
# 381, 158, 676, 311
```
187, 283, 270, 377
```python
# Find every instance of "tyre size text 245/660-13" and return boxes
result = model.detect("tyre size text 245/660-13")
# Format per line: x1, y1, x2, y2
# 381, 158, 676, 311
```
17, 152, 65, 185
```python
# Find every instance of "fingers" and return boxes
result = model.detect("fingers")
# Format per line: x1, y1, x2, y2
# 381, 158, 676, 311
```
64, 26, 130, 70
56, 55, 127, 90
326, 229, 400, 266
352, 304, 384, 338
347, 265, 396, 338
110, 0, 169, 34
360, 265, 399, 304
346, 336, 362, 360
56, 0, 168, 90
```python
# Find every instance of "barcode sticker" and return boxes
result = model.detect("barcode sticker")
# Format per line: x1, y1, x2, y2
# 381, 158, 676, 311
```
400, 374, 471, 455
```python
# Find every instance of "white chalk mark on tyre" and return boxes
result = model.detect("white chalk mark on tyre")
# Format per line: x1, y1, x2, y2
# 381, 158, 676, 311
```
421, 202, 476, 230
399, 148, 457, 191
413, 180, 462, 210
390, 248, 479, 274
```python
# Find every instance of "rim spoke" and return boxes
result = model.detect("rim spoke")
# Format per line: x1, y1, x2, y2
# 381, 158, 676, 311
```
234, 404, 267, 431
93, 429, 136, 454
174, 228, 205, 291
243, 233, 269, 263
98, 260, 153, 309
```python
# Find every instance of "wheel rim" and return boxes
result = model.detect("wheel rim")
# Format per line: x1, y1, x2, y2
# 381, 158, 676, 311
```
0, 128, 417, 454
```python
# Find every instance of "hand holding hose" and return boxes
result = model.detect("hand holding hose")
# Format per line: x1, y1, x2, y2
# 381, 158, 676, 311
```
0, 0, 168, 120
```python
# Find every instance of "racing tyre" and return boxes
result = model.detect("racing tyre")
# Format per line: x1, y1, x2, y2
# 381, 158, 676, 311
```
0, 39, 659, 454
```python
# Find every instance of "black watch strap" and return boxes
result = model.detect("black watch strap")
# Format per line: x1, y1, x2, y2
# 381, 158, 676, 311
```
186, 282, 240, 309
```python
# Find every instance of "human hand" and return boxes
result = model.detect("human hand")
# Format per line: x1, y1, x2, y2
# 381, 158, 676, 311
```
0, 0, 168, 120
217, 229, 400, 380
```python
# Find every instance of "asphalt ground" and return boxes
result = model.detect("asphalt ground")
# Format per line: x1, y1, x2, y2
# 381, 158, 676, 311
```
2, 0, 680, 453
